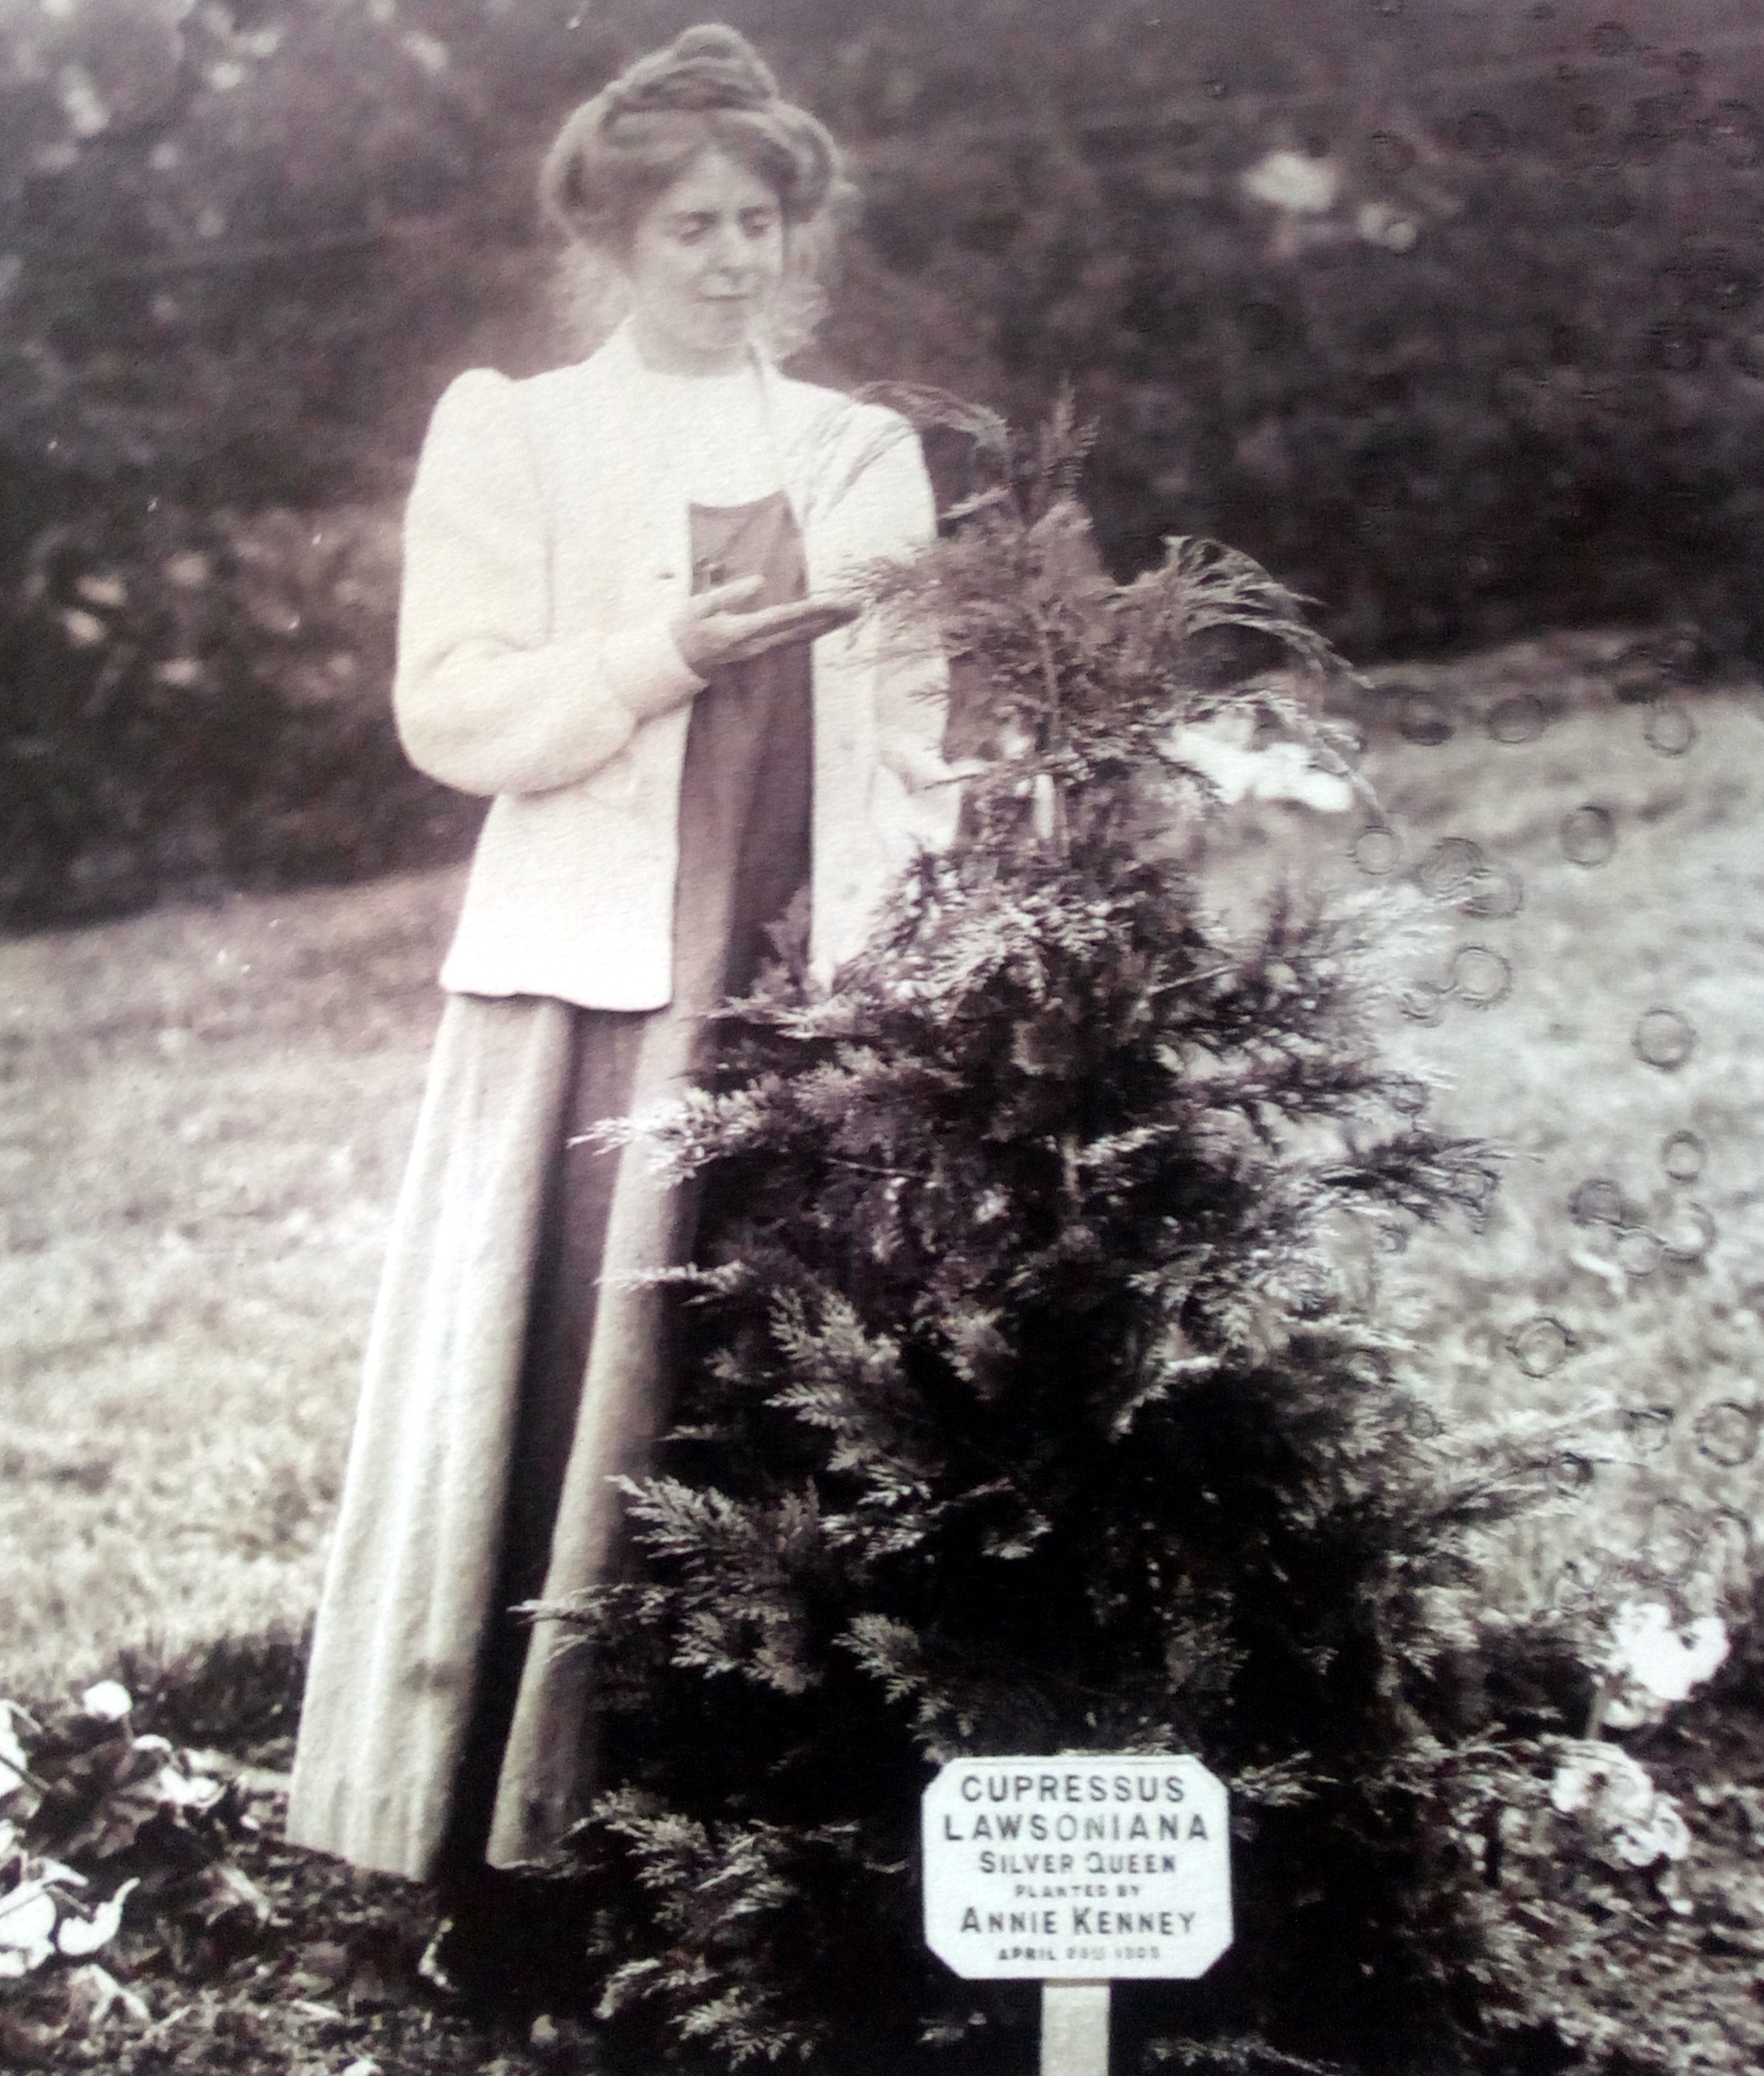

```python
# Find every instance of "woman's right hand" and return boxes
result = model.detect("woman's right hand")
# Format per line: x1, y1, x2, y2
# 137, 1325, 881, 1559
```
671, 576, 860, 678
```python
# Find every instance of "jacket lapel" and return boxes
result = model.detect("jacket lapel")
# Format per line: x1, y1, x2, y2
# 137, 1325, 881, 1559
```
554, 329, 694, 625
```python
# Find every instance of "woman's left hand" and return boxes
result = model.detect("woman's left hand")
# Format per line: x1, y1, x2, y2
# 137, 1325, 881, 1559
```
673, 579, 860, 676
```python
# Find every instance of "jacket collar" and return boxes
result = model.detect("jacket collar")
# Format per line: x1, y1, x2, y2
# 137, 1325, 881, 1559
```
580, 320, 859, 536
590, 316, 786, 409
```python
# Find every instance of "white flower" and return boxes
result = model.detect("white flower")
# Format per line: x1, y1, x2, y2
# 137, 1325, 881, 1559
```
1549, 1740, 1693, 1867
59, 608, 107, 647
1167, 713, 1353, 812
79, 1680, 133, 1723
1550, 1741, 1654, 1822
1355, 201, 1419, 252
57, 63, 109, 139
1602, 1603, 1729, 1728
402, 29, 448, 74
0, 1880, 58, 1973
150, 1762, 223, 1811
68, 1962, 151, 2026
164, 551, 211, 589
1609, 1799, 1691, 1868
56, 1879, 138, 1957
1242, 149, 1341, 215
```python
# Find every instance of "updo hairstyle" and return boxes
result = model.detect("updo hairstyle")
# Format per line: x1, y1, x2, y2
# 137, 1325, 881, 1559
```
540, 24, 847, 254
541, 24, 850, 359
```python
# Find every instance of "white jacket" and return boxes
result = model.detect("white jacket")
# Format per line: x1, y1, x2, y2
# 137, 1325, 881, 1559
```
393, 324, 957, 1008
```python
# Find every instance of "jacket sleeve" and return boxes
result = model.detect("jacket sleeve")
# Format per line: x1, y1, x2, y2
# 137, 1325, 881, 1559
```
391, 368, 700, 798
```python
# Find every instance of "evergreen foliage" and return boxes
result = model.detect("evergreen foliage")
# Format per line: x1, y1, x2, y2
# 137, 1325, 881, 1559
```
542, 407, 1544, 2073
2, 502, 480, 927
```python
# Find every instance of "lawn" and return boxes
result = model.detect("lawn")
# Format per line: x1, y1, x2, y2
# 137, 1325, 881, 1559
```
0, 867, 460, 1702
1351, 636, 1764, 1622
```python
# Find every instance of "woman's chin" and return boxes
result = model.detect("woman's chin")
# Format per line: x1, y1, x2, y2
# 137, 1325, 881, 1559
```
695, 306, 759, 348
634, 312, 760, 374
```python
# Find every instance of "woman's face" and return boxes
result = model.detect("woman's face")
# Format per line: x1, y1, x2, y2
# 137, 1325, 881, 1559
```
624, 148, 787, 375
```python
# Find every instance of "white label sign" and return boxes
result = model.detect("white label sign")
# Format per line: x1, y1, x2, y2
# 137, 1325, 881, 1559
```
922, 1754, 1232, 1981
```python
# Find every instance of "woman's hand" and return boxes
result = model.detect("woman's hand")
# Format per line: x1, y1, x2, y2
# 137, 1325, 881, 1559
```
672, 576, 860, 677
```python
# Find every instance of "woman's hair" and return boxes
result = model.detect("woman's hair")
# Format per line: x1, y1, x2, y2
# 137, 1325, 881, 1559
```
541, 24, 852, 358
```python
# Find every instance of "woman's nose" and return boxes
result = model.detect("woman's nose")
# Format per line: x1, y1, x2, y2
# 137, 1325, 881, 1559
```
704, 222, 752, 276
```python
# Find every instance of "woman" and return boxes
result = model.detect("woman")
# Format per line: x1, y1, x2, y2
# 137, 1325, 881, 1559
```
286, 24, 957, 1894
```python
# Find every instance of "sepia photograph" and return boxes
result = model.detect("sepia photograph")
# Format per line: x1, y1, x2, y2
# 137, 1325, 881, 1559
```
2, 2, 1763, 2071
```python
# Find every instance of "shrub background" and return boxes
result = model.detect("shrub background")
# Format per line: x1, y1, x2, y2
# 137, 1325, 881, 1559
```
5, 0, 1764, 926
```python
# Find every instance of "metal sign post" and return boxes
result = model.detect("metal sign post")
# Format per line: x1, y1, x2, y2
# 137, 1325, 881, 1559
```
922, 1754, 1233, 2076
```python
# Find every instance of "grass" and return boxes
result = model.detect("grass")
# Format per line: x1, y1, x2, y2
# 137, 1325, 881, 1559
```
1351, 635, 1764, 1624
0, 868, 461, 1703
1205, 627, 1764, 1628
